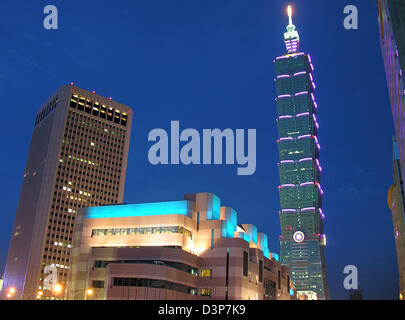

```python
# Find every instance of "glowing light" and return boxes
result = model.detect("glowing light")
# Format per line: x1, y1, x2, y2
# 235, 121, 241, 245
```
8, 287, 16, 294
293, 231, 305, 243
287, 5, 292, 19
320, 210, 325, 219
316, 183, 324, 195
321, 234, 327, 246
298, 134, 311, 139
313, 114, 319, 128
280, 184, 296, 188
86, 200, 194, 219
86, 288, 94, 296
301, 207, 315, 211
296, 112, 310, 117
52, 283, 63, 294
300, 182, 314, 186
280, 160, 295, 164
194, 246, 208, 255
276, 52, 305, 60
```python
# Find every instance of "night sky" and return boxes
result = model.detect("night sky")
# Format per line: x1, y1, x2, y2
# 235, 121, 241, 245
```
0, 0, 397, 299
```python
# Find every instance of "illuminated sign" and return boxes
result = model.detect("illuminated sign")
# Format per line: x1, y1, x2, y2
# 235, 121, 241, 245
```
293, 231, 305, 243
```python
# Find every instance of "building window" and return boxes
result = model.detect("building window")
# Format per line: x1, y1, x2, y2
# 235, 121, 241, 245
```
211, 229, 214, 249
92, 280, 104, 288
259, 260, 263, 283
278, 270, 281, 289
69, 93, 128, 128
113, 277, 197, 295
91, 225, 192, 238
200, 269, 212, 278
264, 278, 277, 300
93, 259, 198, 276
243, 251, 248, 277
200, 288, 211, 297
94, 261, 109, 268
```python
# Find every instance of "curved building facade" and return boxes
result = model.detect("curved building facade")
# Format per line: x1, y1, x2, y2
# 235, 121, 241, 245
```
67, 193, 295, 300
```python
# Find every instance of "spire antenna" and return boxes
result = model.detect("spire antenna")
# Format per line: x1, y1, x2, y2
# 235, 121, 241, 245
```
287, 5, 293, 26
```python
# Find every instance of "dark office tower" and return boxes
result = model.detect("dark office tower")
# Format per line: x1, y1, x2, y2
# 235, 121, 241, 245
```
2, 84, 133, 300
274, 6, 329, 300
378, 0, 405, 300
387, 139, 405, 300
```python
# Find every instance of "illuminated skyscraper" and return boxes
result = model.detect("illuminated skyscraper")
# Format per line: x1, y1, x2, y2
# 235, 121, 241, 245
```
387, 139, 405, 300
378, 0, 405, 300
274, 6, 329, 299
2, 84, 133, 299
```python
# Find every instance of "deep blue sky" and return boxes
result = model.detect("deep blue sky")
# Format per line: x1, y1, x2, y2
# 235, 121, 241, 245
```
0, 0, 397, 299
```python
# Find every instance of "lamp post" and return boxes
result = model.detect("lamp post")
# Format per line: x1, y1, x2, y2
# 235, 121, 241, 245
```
71, 288, 97, 300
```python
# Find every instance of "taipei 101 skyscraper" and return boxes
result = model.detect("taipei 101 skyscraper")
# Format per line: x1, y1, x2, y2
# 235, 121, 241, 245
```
274, 6, 329, 299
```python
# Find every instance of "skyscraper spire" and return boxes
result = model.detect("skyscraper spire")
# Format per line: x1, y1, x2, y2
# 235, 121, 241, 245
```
287, 5, 293, 26
284, 5, 300, 53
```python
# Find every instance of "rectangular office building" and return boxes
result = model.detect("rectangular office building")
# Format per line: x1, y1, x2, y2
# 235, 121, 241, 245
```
2, 84, 133, 299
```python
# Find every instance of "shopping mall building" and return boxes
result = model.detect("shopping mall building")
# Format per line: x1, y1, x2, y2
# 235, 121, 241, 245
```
67, 192, 296, 300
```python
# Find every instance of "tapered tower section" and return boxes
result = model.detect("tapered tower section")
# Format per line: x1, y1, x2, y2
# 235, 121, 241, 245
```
274, 6, 329, 300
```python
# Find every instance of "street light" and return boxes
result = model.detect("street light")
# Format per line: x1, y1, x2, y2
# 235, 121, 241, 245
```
36, 290, 44, 299
52, 283, 63, 295
5, 287, 16, 299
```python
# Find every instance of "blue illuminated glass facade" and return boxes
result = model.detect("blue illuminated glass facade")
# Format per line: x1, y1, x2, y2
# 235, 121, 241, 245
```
85, 200, 194, 219
274, 10, 329, 299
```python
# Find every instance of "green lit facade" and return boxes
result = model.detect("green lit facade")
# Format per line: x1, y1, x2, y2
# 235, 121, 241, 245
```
274, 10, 329, 299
